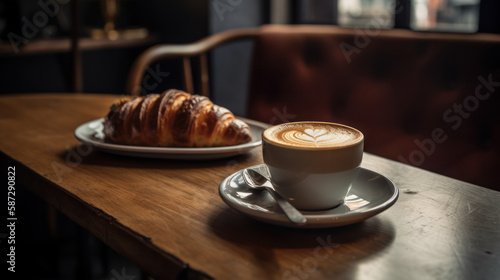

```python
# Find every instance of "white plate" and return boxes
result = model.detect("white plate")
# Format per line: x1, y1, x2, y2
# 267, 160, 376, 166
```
74, 118, 269, 160
219, 164, 399, 228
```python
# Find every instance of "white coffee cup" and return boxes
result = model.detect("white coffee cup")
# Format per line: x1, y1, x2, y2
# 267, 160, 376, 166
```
262, 121, 364, 210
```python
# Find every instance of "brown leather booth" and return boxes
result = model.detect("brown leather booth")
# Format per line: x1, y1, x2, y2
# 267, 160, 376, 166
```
246, 25, 500, 191
127, 24, 500, 191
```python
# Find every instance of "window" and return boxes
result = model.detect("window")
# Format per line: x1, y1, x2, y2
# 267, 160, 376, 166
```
285, 0, 484, 33
338, 0, 395, 28
411, 0, 480, 32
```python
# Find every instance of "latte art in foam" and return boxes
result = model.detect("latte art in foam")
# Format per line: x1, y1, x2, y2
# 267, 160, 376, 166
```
262, 121, 364, 210
264, 122, 362, 148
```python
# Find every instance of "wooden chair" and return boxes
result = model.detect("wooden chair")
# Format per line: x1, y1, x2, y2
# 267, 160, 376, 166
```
126, 28, 260, 97
125, 25, 500, 191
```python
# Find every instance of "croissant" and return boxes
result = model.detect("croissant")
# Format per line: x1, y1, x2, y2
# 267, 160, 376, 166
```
103, 89, 252, 147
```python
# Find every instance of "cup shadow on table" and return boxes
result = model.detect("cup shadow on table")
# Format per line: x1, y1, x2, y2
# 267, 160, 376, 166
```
59, 143, 259, 170
209, 208, 395, 249
209, 208, 395, 278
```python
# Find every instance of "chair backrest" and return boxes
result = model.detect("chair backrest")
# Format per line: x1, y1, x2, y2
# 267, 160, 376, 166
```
246, 25, 500, 190
127, 24, 500, 190
126, 28, 260, 97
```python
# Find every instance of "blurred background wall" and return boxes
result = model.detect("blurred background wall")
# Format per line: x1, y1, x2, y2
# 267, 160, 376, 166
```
1, 0, 498, 116
0, 0, 208, 94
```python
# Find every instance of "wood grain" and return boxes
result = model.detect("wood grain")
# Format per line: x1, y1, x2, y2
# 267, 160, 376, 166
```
1, 94, 499, 280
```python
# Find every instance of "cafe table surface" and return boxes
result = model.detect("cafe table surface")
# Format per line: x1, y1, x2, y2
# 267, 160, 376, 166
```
0, 93, 499, 280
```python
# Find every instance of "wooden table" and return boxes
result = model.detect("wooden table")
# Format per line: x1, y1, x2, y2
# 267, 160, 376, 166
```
1, 93, 499, 280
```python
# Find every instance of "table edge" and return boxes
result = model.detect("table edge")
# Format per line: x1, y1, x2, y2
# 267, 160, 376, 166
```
1, 151, 213, 280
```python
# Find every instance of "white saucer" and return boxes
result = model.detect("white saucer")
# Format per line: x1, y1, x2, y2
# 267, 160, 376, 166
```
219, 164, 399, 228
74, 117, 269, 160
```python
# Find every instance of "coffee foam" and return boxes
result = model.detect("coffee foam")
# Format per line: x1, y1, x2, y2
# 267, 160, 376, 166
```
264, 122, 362, 148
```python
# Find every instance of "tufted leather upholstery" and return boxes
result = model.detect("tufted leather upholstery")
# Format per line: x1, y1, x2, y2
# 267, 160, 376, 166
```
246, 25, 500, 191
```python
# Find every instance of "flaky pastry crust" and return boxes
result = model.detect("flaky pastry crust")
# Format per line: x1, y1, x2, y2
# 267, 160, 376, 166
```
103, 89, 252, 147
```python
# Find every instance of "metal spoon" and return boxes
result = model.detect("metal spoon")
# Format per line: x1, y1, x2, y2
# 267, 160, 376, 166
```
243, 169, 307, 225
